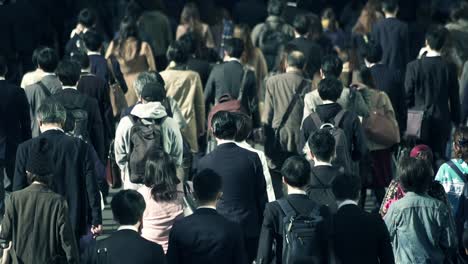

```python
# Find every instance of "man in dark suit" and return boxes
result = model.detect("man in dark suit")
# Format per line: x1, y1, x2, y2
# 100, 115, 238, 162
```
83, 30, 108, 82
205, 38, 257, 121
197, 111, 267, 262
256, 156, 331, 264
405, 26, 461, 159
52, 60, 105, 162
83, 190, 166, 264
0, 56, 31, 214
332, 173, 395, 264
13, 99, 102, 243
167, 169, 248, 264
288, 13, 322, 78
65, 8, 97, 58
364, 41, 407, 133
371, 0, 410, 71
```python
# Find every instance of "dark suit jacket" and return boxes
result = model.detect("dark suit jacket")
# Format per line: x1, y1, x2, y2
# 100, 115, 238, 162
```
288, 36, 322, 77
370, 64, 407, 132
0, 80, 31, 165
333, 204, 394, 264
187, 58, 211, 87
205, 60, 257, 115
256, 194, 330, 264
1, 184, 79, 264
13, 130, 102, 237
372, 17, 410, 71
197, 143, 268, 239
89, 54, 109, 82
52, 88, 105, 162
83, 229, 166, 264
167, 208, 248, 264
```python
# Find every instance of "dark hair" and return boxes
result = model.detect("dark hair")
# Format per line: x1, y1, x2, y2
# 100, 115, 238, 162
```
180, 2, 203, 36
382, 0, 398, 13
363, 41, 382, 63
267, 0, 285, 16
37, 98, 67, 125
359, 67, 375, 89
193, 169, 222, 204
332, 173, 361, 201
451, 2, 468, 21
277, 43, 298, 73
116, 16, 141, 57
286, 50, 306, 69
111, 190, 146, 225
318, 77, 343, 102
308, 130, 335, 162
0, 55, 6, 76
233, 112, 252, 142
293, 14, 310, 35
321, 8, 338, 31
56, 60, 81, 86
32, 46, 47, 68
426, 25, 448, 51
321, 54, 343, 78
212, 111, 237, 140
70, 51, 90, 70
78, 8, 97, 28
26, 171, 52, 186
307, 13, 323, 40
454, 127, 468, 161
83, 30, 103, 52
281, 156, 311, 188
125, 1, 143, 20
178, 32, 198, 55
398, 156, 432, 194
224, 38, 245, 59
37, 47, 59, 73
167, 41, 189, 64
234, 24, 255, 63
144, 150, 180, 202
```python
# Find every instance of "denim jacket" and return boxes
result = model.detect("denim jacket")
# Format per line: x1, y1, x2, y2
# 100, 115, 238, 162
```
384, 192, 457, 264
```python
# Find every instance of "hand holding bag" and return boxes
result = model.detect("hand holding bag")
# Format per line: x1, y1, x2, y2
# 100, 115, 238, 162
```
107, 58, 128, 118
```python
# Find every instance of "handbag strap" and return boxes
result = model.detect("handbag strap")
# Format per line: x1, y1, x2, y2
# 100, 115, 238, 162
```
447, 160, 467, 182
237, 66, 249, 101
277, 79, 309, 132
37, 81, 51, 97
106, 57, 120, 87
277, 199, 297, 218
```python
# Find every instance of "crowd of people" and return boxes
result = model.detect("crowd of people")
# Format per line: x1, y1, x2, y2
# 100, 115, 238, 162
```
2, 0, 468, 263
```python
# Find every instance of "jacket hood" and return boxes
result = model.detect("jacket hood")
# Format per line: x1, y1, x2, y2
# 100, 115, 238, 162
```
316, 102, 343, 123
130, 102, 167, 119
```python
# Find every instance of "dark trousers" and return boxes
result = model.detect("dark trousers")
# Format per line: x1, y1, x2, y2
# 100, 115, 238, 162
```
245, 237, 259, 263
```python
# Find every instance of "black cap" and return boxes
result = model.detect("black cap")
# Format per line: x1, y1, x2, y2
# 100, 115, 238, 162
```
26, 138, 53, 176
141, 82, 166, 102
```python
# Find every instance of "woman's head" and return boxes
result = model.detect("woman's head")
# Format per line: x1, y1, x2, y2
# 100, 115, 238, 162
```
321, 8, 338, 32
454, 127, 468, 161
234, 24, 255, 63
180, 2, 201, 28
398, 156, 433, 194
117, 16, 141, 55
144, 150, 180, 202
358, 67, 376, 89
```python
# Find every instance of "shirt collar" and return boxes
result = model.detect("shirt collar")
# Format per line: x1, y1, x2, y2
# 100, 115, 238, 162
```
338, 199, 358, 209
314, 160, 332, 167
42, 72, 55, 77
225, 57, 241, 63
425, 50, 441, 57
217, 139, 237, 145
197, 205, 217, 210
87, 51, 101, 56
0, 77, 4, 80
117, 225, 139, 232
41, 127, 64, 133
63, 86, 77, 90
288, 189, 307, 195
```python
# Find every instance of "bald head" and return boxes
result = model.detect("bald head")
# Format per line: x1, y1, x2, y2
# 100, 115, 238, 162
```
286, 50, 305, 70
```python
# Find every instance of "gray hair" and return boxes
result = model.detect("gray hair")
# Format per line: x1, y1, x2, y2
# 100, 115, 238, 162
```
37, 99, 66, 125
133, 71, 165, 97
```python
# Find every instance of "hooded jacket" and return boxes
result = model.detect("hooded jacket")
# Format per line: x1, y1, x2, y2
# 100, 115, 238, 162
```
114, 102, 183, 190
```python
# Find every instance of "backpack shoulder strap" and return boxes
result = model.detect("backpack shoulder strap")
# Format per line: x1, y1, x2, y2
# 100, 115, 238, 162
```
310, 112, 323, 129
310, 169, 327, 188
333, 109, 347, 127
237, 66, 249, 101
277, 79, 309, 131
447, 160, 466, 181
277, 199, 297, 218
37, 81, 51, 97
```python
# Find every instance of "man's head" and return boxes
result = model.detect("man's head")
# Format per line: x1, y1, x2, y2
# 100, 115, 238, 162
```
320, 54, 343, 78
56, 60, 81, 87
293, 14, 310, 36
78, 8, 97, 29
140, 82, 166, 103
193, 169, 223, 205
267, 0, 285, 16
26, 138, 53, 185
70, 51, 90, 71
111, 190, 146, 227
167, 41, 189, 65
224, 38, 245, 60
285, 50, 306, 71
134, 71, 166, 99
398, 156, 432, 194
83, 30, 103, 52
363, 41, 383, 65
211, 111, 237, 141
382, 0, 398, 15
318, 77, 343, 102
37, 47, 59, 73
232, 112, 253, 142
37, 99, 67, 129
0, 55, 6, 77
281, 156, 310, 190
425, 25, 448, 52
308, 130, 335, 163
332, 173, 361, 202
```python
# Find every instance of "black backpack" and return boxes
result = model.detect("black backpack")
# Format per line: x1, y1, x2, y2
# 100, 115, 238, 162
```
63, 106, 89, 142
306, 170, 338, 213
277, 199, 326, 264
258, 21, 290, 71
128, 115, 166, 183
